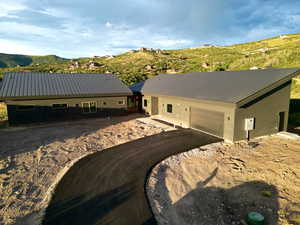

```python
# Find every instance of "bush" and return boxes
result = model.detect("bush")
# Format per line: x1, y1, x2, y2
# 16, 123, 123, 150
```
0, 104, 7, 120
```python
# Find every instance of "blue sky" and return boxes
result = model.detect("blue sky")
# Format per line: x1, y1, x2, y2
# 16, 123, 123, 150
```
0, 0, 300, 58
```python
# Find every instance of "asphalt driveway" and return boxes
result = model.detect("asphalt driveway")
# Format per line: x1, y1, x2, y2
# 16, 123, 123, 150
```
42, 129, 221, 225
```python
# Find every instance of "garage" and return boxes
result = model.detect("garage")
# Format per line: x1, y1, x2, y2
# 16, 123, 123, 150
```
190, 107, 224, 137
140, 68, 300, 142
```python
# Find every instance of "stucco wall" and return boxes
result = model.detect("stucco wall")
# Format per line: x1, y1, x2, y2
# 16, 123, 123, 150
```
234, 85, 291, 141
143, 94, 236, 141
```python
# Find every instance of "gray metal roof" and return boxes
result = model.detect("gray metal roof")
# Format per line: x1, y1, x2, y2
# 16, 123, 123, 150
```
0, 72, 132, 99
141, 68, 300, 103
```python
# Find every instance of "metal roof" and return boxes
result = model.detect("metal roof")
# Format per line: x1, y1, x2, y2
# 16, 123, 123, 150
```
129, 81, 145, 92
141, 68, 300, 103
0, 72, 132, 99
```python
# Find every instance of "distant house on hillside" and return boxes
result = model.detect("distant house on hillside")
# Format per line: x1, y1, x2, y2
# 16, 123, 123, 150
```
137, 68, 300, 142
0, 72, 132, 124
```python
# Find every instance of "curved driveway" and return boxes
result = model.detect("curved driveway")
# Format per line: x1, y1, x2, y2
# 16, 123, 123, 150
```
43, 129, 221, 225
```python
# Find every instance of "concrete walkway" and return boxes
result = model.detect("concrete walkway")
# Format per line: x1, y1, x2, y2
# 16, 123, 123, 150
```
42, 129, 221, 225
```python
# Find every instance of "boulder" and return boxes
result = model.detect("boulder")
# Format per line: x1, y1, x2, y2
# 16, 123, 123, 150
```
145, 65, 154, 70
202, 62, 210, 68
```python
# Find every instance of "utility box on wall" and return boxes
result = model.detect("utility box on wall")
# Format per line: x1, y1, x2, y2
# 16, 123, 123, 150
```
245, 118, 255, 131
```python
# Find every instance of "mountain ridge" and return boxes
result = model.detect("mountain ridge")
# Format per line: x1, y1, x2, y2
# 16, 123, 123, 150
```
1, 33, 300, 98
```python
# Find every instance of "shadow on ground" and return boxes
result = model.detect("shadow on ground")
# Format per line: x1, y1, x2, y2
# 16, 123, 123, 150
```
155, 167, 280, 225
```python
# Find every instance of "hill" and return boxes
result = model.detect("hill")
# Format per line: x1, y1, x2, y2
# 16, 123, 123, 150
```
0, 33, 300, 98
0, 53, 69, 68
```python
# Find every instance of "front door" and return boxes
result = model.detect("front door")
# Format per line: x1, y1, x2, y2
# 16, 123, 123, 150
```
279, 111, 285, 132
151, 97, 159, 115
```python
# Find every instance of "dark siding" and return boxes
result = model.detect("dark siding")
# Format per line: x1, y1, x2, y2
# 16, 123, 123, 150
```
7, 105, 128, 125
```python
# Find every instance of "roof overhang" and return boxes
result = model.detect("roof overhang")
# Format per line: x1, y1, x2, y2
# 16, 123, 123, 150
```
142, 92, 236, 109
236, 69, 300, 108
2, 92, 133, 102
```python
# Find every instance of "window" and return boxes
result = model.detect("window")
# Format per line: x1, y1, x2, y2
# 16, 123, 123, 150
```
90, 102, 97, 113
52, 104, 67, 109
103, 102, 107, 105
118, 100, 125, 105
167, 104, 173, 113
17, 105, 35, 111
144, 99, 148, 107
82, 102, 97, 113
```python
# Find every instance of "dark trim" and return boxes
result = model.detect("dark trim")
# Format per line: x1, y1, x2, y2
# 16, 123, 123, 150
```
2, 93, 132, 101
3, 94, 132, 101
240, 81, 291, 109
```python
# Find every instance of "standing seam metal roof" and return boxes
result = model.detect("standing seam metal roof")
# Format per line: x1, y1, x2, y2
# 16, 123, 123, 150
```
0, 72, 132, 99
141, 68, 300, 103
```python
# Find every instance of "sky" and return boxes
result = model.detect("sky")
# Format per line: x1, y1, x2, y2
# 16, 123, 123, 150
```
0, 0, 300, 58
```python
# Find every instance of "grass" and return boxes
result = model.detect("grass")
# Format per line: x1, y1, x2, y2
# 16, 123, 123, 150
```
0, 104, 7, 121
1, 33, 300, 92
289, 214, 300, 225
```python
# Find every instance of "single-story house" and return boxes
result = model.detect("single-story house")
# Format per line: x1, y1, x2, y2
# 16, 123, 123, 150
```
140, 68, 300, 142
0, 72, 132, 124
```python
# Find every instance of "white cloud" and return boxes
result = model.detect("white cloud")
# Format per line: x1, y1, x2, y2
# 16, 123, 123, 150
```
0, 21, 59, 39
0, 39, 46, 55
37, 7, 72, 19
105, 22, 113, 28
0, 1, 27, 18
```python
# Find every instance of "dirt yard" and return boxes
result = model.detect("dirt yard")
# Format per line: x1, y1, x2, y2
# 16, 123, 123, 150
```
0, 114, 165, 225
147, 133, 300, 225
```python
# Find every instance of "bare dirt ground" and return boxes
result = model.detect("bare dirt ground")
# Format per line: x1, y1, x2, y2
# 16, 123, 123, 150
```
147, 133, 300, 225
0, 114, 165, 225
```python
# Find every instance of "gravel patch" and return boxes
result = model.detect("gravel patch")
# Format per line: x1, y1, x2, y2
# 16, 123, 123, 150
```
147, 133, 300, 225
0, 115, 165, 225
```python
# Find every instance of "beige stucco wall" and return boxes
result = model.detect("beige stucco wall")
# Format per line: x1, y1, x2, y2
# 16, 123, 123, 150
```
234, 84, 291, 141
143, 94, 236, 141
6, 96, 128, 109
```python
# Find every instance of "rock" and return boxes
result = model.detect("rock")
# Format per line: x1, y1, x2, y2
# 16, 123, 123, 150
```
89, 61, 102, 68
105, 55, 115, 60
250, 66, 260, 70
140, 47, 148, 52
167, 69, 181, 74
202, 62, 210, 68
145, 65, 154, 70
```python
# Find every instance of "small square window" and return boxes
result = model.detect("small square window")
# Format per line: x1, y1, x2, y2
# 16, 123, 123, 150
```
82, 102, 97, 113
118, 100, 125, 105
103, 102, 107, 105
144, 99, 148, 107
167, 104, 173, 113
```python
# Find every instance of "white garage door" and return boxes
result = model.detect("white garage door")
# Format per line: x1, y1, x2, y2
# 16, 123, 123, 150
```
190, 107, 224, 137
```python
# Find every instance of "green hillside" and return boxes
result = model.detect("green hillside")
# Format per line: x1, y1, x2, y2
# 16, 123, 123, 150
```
1, 33, 300, 98
0, 53, 69, 68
